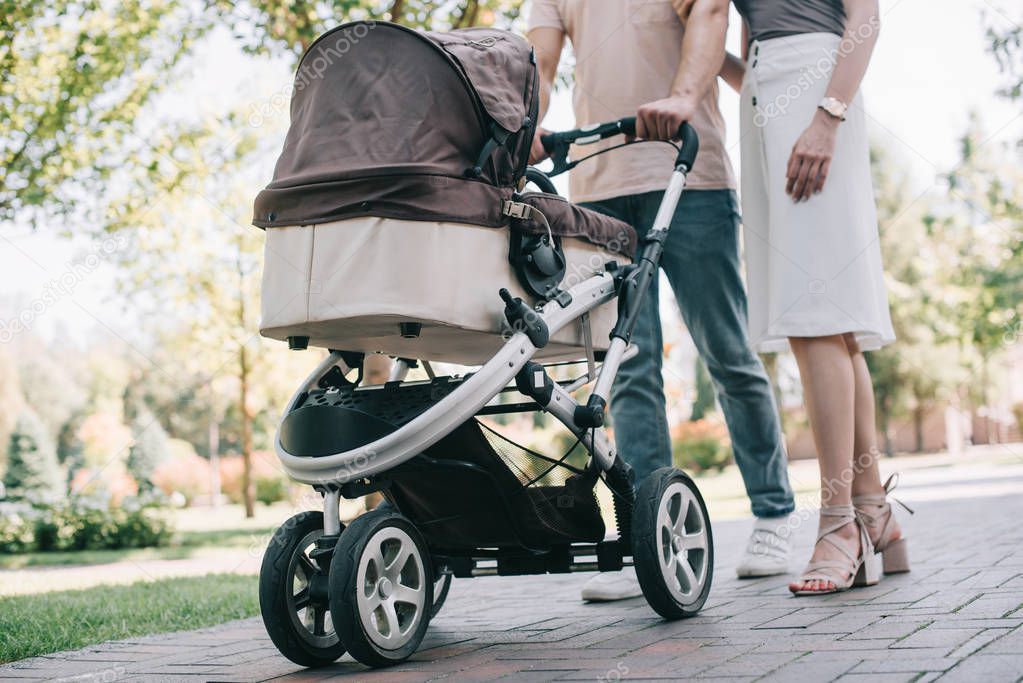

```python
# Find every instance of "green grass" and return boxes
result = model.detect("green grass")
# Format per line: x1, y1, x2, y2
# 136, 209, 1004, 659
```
0, 573, 259, 664
0, 526, 277, 570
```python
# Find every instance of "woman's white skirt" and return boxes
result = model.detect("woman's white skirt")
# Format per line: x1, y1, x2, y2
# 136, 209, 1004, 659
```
740, 32, 895, 353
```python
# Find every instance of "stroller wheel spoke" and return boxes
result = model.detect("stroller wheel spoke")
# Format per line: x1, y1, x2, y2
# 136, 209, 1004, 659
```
387, 543, 413, 579
675, 554, 698, 595
298, 552, 318, 579
393, 582, 423, 609
681, 528, 708, 552
293, 587, 311, 611
381, 599, 401, 641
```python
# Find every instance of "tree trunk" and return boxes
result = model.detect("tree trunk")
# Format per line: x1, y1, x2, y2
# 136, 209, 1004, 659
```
880, 396, 894, 456
240, 343, 254, 518
208, 410, 221, 508
981, 357, 992, 445
238, 245, 255, 518
913, 403, 924, 453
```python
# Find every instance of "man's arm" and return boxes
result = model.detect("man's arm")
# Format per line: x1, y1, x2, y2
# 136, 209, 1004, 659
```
636, 0, 730, 140
526, 26, 565, 162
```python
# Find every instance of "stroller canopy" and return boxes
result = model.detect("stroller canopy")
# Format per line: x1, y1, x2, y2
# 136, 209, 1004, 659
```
253, 21, 538, 229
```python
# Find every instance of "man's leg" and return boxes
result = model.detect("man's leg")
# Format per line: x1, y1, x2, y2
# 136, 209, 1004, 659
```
580, 196, 672, 486
638, 189, 796, 576
577, 195, 671, 600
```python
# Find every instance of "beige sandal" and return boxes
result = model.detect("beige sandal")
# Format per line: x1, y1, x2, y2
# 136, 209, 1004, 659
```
790, 504, 879, 596
853, 473, 913, 574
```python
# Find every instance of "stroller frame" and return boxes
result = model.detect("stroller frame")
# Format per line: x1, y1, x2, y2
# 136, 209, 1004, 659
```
261, 120, 715, 669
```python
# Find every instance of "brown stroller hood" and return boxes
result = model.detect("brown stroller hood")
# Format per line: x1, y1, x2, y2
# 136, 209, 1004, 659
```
253, 21, 538, 229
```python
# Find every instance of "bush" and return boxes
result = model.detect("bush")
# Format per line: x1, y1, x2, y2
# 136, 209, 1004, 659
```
0, 494, 172, 554
152, 440, 210, 505
671, 419, 733, 474
255, 476, 288, 505
0, 512, 36, 553
220, 452, 286, 505
32, 505, 77, 551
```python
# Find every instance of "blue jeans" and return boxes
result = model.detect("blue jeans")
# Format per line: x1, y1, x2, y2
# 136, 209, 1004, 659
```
581, 189, 794, 518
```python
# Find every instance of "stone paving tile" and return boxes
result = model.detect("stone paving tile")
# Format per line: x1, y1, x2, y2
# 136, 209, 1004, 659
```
946, 627, 1013, 658
696, 651, 805, 678
952, 593, 1023, 619
756, 658, 858, 682
848, 656, 961, 674
834, 674, 917, 683
890, 625, 982, 651
2, 494, 1022, 681
937, 653, 1023, 681
978, 625, 1023, 654
840, 616, 931, 640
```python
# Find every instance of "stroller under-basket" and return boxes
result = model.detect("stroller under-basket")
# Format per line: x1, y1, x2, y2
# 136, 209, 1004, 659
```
253, 20, 714, 669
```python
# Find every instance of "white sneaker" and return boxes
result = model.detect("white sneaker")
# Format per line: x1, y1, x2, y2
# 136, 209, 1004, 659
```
736, 515, 793, 578
581, 567, 643, 602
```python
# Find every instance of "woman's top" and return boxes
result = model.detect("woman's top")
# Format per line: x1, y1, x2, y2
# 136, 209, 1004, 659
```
732, 0, 846, 44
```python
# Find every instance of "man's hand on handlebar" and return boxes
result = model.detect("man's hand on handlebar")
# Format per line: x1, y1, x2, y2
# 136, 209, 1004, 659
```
529, 127, 551, 165
636, 96, 698, 141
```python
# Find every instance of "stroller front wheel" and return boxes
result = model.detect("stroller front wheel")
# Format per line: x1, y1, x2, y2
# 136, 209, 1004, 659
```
329, 509, 433, 667
632, 467, 714, 619
258, 511, 346, 667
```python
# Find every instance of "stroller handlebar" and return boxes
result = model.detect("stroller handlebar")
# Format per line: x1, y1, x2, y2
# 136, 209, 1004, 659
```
539, 117, 699, 173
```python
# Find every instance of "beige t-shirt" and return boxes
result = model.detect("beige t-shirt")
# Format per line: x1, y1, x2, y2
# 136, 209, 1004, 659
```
527, 0, 735, 203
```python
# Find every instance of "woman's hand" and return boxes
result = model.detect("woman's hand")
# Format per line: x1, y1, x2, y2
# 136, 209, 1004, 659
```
785, 109, 840, 202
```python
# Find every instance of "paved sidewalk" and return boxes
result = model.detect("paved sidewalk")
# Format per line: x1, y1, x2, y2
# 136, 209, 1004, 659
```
3, 484, 1023, 681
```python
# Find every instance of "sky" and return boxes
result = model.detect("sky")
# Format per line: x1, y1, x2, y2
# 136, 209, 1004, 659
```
1, 0, 1020, 349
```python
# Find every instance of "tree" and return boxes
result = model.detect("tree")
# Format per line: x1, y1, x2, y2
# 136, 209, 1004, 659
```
987, 10, 1023, 101
941, 122, 1023, 443
868, 143, 969, 453
689, 357, 715, 421
57, 411, 87, 488
213, 0, 525, 58
0, 347, 22, 475
3, 410, 63, 499
0, 1, 213, 230
127, 410, 173, 492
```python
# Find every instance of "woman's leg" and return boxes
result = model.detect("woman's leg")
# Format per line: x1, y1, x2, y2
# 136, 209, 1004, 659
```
788, 334, 862, 592
847, 334, 885, 497
845, 334, 901, 546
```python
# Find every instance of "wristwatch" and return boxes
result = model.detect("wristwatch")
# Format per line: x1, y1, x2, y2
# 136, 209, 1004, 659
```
818, 97, 848, 121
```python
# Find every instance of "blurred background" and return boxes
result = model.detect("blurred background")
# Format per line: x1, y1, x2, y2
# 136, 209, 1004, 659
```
1, 0, 1022, 664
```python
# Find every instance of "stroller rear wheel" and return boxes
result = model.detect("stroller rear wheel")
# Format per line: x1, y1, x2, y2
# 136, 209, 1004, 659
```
632, 467, 714, 619
329, 509, 433, 667
258, 511, 346, 667
431, 572, 452, 619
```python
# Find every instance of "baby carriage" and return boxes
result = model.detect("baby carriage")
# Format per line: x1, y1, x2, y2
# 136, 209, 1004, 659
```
253, 20, 713, 669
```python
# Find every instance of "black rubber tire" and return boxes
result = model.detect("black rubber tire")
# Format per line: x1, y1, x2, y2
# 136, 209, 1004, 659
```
632, 467, 714, 620
258, 511, 346, 667
329, 510, 434, 667
430, 573, 452, 619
